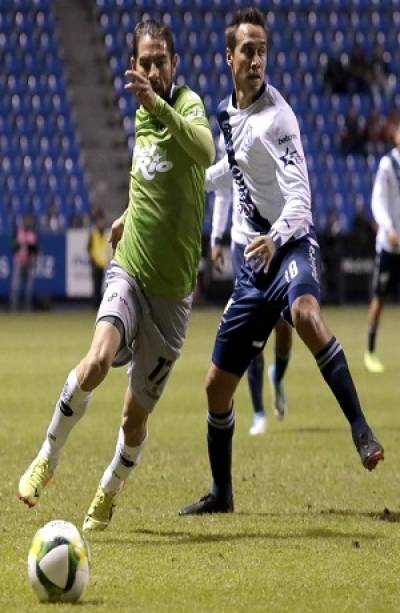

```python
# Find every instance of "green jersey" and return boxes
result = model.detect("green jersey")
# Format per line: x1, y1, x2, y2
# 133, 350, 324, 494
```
116, 85, 214, 298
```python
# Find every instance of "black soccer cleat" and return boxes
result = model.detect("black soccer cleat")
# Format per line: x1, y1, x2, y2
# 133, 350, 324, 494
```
179, 493, 234, 516
353, 427, 384, 471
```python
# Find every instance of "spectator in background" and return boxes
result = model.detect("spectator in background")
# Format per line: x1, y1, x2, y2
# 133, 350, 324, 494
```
370, 44, 394, 104
340, 104, 365, 154
69, 200, 91, 229
324, 54, 349, 94
364, 108, 385, 155
9, 213, 39, 311
40, 200, 66, 233
346, 43, 372, 95
351, 198, 375, 249
87, 210, 109, 308
382, 109, 400, 145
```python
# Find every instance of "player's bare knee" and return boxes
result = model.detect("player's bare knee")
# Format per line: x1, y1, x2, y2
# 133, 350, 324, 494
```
292, 298, 321, 338
80, 352, 112, 387
205, 366, 237, 411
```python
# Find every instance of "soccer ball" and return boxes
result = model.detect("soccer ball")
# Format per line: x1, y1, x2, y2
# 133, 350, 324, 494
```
28, 520, 90, 603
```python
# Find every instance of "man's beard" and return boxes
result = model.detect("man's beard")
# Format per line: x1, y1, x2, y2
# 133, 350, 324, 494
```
153, 78, 172, 102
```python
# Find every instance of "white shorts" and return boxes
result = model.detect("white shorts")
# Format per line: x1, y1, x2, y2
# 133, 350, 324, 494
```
96, 261, 192, 411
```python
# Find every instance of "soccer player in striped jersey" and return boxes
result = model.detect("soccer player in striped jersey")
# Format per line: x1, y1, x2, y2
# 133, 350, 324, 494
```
365, 120, 400, 373
212, 135, 292, 435
180, 7, 384, 515
18, 19, 215, 530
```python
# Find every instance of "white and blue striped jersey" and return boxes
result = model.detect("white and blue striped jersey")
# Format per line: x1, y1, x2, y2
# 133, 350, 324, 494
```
206, 82, 313, 249
371, 146, 400, 254
211, 135, 249, 247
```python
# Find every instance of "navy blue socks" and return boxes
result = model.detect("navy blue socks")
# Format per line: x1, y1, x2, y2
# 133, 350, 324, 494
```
207, 407, 235, 503
247, 354, 265, 415
316, 337, 367, 434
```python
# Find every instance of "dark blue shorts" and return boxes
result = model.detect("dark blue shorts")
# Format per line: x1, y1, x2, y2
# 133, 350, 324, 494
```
213, 235, 321, 376
371, 249, 400, 297
231, 241, 246, 279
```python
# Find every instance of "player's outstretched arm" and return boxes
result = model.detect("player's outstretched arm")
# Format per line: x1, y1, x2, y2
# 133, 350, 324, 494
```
124, 66, 214, 167
151, 97, 215, 168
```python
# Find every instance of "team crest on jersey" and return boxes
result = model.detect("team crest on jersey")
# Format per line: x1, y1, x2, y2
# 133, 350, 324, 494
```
134, 143, 173, 181
279, 147, 303, 168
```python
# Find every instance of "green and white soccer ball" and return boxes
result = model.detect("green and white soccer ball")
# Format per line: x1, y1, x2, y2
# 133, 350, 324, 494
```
28, 520, 90, 603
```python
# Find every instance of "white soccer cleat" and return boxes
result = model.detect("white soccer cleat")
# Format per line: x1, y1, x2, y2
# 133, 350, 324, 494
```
19, 456, 54, 508
249, 414, 268, 436
83, 486, 118, 532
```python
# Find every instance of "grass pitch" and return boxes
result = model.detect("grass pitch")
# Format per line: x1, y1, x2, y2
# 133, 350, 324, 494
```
1, 305, 399, 612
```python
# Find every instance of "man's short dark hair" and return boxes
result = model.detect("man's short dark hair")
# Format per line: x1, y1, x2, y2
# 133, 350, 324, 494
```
132, 19, 175, 58
225, 7, 266, 51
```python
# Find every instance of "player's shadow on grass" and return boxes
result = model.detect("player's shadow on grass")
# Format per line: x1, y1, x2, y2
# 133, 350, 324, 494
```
236, 508, 400, 523
273, 425, 400, 435
66, 600, 104, 606
272, 426, 348, 435
99, 527, 381, 546
320, 508, 400, 523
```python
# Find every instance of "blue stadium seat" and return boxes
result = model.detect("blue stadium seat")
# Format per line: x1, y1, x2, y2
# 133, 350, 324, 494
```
1, 3, 90, 221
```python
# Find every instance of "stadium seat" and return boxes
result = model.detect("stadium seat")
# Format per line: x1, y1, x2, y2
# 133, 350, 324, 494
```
0, 3, 90, 221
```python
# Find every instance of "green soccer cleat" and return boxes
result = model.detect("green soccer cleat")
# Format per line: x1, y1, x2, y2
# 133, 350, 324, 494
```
83, 486, 118, 532
364, 351, 384, 373
18, 456, 54, 508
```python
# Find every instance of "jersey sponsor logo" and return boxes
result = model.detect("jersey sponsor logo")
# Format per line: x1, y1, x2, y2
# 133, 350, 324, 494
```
279, 147, 304, 168
278, 134, 296, 145
186, 107, 205, 120
134, 143, 173, 181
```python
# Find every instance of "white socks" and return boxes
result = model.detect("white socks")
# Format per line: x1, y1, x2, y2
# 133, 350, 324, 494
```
101, 428, 148, 493
39, 369, 92, 466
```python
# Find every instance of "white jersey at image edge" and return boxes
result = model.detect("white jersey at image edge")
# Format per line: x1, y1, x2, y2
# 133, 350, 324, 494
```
371, 146, 400, 253
206, 83, 313, 248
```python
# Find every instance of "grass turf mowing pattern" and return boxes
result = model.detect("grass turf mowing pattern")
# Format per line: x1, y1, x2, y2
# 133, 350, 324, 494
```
1, 306, 400, 612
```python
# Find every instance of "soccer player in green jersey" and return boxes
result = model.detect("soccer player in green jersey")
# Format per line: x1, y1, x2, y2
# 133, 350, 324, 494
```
18, 19, 215, 531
